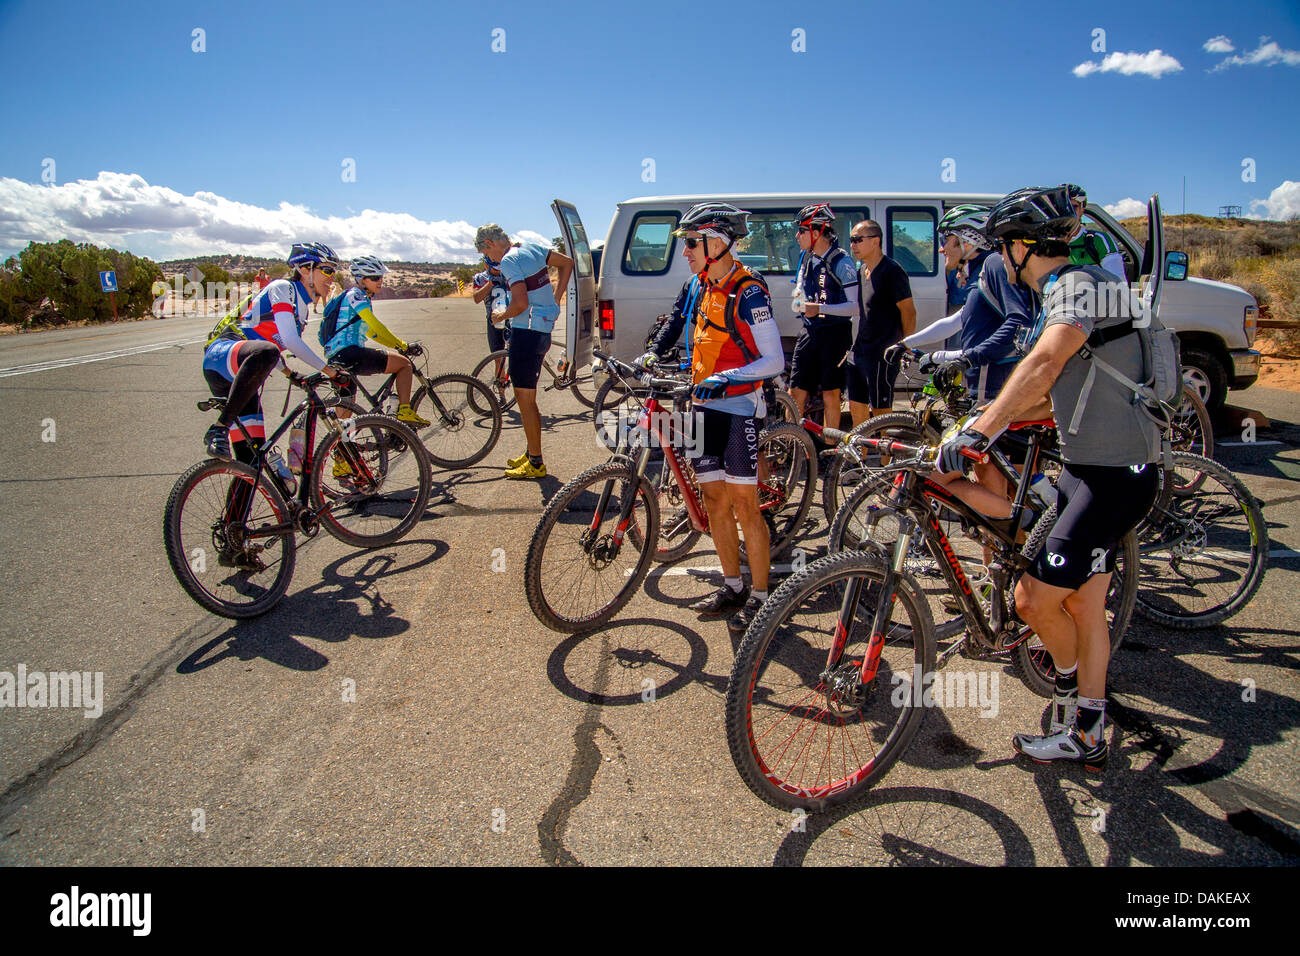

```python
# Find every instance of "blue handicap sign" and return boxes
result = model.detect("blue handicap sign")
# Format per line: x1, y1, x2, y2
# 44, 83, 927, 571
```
99, 270, 118, 293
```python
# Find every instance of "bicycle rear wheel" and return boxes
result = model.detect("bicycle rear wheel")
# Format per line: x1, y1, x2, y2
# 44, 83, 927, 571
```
1134, 452, 1267, 629
592, 375, 651, 448
626, 453, 704, 563
413, 372, 502, 468
163, 459, 296, 618
471, 349, 516, 413
565, 358, 599, 408
725, 549, 936, 812
309, 413, 432, 547
524, 461, 658, 632
1168, 386, 1213, 492
1011, 505, 1138, 698
750, 421, 818, 559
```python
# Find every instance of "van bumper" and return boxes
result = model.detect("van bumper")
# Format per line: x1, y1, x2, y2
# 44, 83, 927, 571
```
1230, 349, 1261, 390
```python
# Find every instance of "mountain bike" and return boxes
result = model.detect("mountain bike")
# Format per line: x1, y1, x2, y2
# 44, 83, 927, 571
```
331, 342, 502, 468
164, 371, 432, 618
524, 350, 817, 633
470, 335, 599, 413
724, 426, 1137, 812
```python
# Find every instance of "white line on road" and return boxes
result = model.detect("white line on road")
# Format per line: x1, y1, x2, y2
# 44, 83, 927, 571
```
0, 335, 207, 378
1218, 440, 1285, 447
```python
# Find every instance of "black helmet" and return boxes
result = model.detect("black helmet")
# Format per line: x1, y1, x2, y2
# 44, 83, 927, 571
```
794, 202, 836, 230
984, 186, 1076, 243
1062, 183, 1087, 202
673, 202, 751, 241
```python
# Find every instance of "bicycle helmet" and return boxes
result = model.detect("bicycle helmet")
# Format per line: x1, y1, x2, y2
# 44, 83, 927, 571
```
350, 255, 389, 281
794, 202, 836, 232
672, 202, 751, 241
287, 242, 340, 267
984, 187, 1076, 243
938, 204, 992, 251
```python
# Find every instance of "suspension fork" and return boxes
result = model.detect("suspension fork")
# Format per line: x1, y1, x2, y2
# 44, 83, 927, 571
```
586, 442, 653, 552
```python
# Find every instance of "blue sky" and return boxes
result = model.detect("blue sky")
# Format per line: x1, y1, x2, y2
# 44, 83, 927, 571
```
1, 0, 1298, 262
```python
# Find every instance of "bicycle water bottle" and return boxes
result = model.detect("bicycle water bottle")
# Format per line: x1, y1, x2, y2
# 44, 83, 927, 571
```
288, 425, 306, 474
267, 448, 298, 495
384, 394, 399, 416
1029, 473, 1058, 510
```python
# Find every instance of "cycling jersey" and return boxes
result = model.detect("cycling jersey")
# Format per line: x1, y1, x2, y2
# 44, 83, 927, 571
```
688, 264, 785, 417
232, 277, 329, 372
322, 287, 405, 358
946, 248, 993, 312
473, 268, 511, 321
798, 244, 859, 326
499, 241, 559, 333
957, 254, 1032, 400
1068, 227, 1126, 282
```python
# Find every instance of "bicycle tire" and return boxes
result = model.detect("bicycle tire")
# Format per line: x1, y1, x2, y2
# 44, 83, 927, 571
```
765, 389, 799, 429
820, 412, 931, 526
827, 472, 980, 642
163, 459, 296, 619
308, 413, 432, 548
524, 460, 659, 632
724, 549, 936, 812
1010, 504, 1139, 698
566, 358, 599, 408
413, 372, 503, 468
1168, 386, 1213, 493
1133, 452, 1268, 629
471, 349, 516, 413
626, 454, 704, 563
749, 421, 818, 559
591, 375, 652, 448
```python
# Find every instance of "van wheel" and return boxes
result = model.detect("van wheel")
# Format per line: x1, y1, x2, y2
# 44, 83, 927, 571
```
1181, 347, 1228, 412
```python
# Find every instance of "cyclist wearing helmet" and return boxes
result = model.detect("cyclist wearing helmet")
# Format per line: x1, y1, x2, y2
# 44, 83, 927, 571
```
935, 185, 1162, 772
321, 256, 430, 434
1063, 184, 1126, 281
475, 223, 574, 480
940, 204, 996, 313
787, 203, 859, 429
201, 242, 344, 461
640, 202, 784, 634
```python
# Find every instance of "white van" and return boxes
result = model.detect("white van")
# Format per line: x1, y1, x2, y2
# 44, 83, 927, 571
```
551, 193, 1261, 409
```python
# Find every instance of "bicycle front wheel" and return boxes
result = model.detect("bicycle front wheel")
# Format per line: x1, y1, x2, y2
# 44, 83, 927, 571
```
1011, 505, 1139, 698
309, 413, 432, 547
1134, 452, 1268, 629
820, 412, 928, 526
163, 459, 296, 618
471, 349, 516, 413
725, 549, 936, 812
413, 372, 503, 468
524, 461, 658, 632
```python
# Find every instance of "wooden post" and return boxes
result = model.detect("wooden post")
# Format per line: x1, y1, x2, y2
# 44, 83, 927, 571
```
110, 291, 118, 320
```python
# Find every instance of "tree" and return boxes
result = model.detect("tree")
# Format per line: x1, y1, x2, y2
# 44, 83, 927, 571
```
0, 240, 162, 326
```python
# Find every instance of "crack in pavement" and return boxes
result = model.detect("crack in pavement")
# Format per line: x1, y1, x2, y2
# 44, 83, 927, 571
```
0, 616, 226, 826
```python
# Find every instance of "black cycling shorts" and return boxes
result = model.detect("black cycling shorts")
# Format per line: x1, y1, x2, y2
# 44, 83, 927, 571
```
508, 328, 551, 390
688, 407, 759, 485
789, 323, 852, 393
331, 344, 391, 377
846, 347, 901, 409
486, 315, 508, 353
1028, 462, 1159, 590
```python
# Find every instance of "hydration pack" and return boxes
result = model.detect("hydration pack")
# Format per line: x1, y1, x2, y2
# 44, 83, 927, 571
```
317, 292, 358, 350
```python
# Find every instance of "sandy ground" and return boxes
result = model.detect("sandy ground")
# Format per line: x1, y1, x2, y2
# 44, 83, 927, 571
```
1257, 334, 1300, 393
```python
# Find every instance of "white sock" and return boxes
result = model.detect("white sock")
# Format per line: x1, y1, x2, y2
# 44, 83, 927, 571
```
724, 577, 743, 592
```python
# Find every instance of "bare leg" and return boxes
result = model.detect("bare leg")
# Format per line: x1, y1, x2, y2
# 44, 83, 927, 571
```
822, 388, 841, 431
516, 386, 542, 457
700, 480, 741, 580
728, 482, 769, 592
385, 353, 414, 404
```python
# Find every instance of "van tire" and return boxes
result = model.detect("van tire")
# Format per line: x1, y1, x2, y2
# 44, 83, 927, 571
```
1180, 347, 1228, 412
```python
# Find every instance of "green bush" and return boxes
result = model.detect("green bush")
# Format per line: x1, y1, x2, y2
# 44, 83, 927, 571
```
0, 240, 163, 326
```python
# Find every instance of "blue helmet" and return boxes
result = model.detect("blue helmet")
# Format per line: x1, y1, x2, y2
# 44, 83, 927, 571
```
287, 242, 340, 267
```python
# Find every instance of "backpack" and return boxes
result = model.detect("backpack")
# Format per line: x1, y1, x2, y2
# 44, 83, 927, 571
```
317, 291, 360, 350
205, 290, 257, 347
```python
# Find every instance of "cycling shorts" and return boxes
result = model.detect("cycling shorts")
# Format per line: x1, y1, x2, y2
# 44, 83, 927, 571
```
846, 347, 901, 409
487, 316, 508, 354
688, 407, 759, 485
789, 323, 852, 393
1028, 462, 1160, 590
330, 344, 391, 377
508, 328, 551, 390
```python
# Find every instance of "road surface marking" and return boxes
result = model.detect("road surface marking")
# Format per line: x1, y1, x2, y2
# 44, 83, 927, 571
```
0, 335, 207, 378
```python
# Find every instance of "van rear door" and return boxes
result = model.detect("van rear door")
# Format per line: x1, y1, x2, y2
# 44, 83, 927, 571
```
1140, 193, 1164, 320
552, 200, 596, 367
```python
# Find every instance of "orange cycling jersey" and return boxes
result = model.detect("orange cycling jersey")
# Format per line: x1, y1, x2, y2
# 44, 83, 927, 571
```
690, 264, 767, 397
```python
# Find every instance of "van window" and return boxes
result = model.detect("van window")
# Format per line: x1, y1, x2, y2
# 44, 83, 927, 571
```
559, 205, 594, 277
621, 212, 679, 275
886, 207, 938, 276
734, 208, 869, 274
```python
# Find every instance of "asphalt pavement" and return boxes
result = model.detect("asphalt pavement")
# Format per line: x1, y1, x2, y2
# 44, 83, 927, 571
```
0, 299, 1296, 866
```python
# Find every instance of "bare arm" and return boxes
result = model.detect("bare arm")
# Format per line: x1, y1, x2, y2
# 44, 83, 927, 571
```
548, 250, 574, 308
472, 283, 492, 304
970, 323, 1085, 435
897, 297, 917, 338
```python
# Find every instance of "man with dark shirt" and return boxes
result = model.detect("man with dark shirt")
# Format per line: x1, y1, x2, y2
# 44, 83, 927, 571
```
846, 219, 916, 426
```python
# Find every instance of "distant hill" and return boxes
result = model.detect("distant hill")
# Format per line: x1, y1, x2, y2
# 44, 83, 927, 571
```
157, 255, 479, 299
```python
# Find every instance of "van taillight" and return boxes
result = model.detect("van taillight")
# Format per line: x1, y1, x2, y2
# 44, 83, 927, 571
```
1244, 304, 1258, 346
599, 300, 615, 339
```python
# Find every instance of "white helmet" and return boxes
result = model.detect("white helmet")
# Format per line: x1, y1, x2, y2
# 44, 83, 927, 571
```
350, 255, 389, 281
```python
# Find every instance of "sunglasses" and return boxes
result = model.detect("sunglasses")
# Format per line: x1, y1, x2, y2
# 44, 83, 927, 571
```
682, 236, 708, 249
849, 234, 881, 244
315, 264, 337, 276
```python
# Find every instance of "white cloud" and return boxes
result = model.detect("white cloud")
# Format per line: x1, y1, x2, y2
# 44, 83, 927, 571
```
1248, 181, 1300, 220
1203, 35, 1234, 54
0, 171, 547, 262
1072, 49, 1183, 79
1212, 36, 1300, 71
1104, 197, 1147, 220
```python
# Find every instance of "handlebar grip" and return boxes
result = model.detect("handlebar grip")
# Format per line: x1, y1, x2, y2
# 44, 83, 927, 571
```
821, 426, 851, 444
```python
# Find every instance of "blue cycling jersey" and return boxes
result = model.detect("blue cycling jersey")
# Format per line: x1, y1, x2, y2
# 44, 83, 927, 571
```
499, 241, 559, 333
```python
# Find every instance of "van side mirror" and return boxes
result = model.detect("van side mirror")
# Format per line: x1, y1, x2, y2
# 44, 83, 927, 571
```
1164, 251, 1188, 281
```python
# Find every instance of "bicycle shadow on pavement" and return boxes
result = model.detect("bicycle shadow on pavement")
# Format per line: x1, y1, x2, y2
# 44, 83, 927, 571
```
545, 618, 717, 706
770, 786, 1036, 866
176, 538, 448, 674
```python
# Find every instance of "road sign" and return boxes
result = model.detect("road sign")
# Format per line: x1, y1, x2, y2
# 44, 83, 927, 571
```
99, 271, 117, 293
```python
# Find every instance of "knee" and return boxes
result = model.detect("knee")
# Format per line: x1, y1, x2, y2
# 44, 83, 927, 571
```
1015, 578, 1054, 623
729, 488, 761, 521
1062, 586, 1098, 618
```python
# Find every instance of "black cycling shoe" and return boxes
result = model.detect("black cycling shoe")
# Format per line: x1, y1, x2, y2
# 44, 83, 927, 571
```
728, 595, 766, 635
689, 584, 749, 618
205, 424, 233, 461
